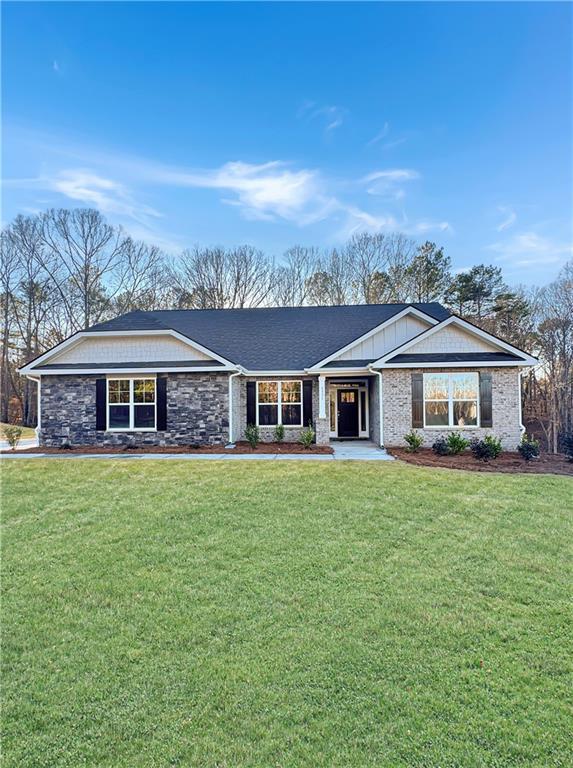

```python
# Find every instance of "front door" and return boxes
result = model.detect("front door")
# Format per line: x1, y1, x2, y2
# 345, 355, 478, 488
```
337, 389, 359, 437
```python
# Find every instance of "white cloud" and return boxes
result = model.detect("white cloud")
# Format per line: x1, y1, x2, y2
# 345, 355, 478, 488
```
410, 220, 453, 235
496, 205, 517, 232
361, 168, 420, 197
488, 231, 573, 267
367, 122, 390, 146
52, 60, 60, 73
297, 101, 346, 133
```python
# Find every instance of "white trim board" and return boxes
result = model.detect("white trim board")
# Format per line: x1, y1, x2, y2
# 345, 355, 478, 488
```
372, 315, 538, 367
310, 306, 438, 369
18, 329, 236, 374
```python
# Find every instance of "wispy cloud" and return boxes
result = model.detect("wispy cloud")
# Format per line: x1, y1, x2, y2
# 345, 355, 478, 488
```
298, 101, 346, 133
361, 168, 420, 198
496, 205, 517, 232
367, 122, 390, 146
52, 60, 60, 73
488, 231, 573, 267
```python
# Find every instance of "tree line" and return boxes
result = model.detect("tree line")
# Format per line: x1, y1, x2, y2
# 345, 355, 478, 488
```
1, 207, 571, 451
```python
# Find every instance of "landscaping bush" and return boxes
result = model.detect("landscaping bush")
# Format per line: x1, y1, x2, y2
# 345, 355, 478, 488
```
404, 430, 423, 453
562, 433, 573, 462
2, 425, 22, 451
432, 437, 449, 456
446, 432, 470, 455
299, 422, 315, 449
470, 435, 503, 462
517, 433, 540, 462
274, 424, 285, 443
245, 423, 260, 450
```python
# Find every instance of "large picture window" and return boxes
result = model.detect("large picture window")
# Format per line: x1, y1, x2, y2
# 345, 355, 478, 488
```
107, 378, 156, 430
424, 373, 479, 427
257, 380, 302, 426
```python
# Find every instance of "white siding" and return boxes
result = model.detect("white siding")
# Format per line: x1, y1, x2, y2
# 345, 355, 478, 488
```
50, 334, 215, 364
403, 325, 497, 354
336, 315, 430, 361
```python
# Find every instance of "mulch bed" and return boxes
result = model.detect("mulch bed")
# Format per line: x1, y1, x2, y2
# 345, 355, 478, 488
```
6, 441, 333, 455
390, 447, 573, 477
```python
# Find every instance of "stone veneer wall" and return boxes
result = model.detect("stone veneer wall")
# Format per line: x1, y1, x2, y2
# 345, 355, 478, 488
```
40, 373, 229, 447
381, 367, 523, 448
233, 375, 319, 443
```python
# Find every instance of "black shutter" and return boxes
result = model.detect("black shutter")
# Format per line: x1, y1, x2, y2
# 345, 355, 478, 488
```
479, 372, 493, 428
246, 381, 256, 425
303, 380, 313, 426
411, 373, 423, 428
96, 379, 106, 431
156, 376, 167, 431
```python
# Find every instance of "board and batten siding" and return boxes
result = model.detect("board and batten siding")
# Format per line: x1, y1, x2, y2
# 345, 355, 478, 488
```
334, 314, 430, 361
48, 334, 214, 364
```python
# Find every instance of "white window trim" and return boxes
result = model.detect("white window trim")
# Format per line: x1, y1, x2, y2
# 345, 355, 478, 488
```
107, 375, 157, 432
423, 372, 480, 429
256, 380, 303, 427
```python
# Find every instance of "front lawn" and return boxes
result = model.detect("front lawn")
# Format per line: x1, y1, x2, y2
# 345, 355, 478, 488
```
2, 460, 571, 767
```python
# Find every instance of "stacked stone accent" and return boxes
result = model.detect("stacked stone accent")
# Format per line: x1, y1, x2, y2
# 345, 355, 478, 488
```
40, 373, 229, 447
381, 367, 523, 449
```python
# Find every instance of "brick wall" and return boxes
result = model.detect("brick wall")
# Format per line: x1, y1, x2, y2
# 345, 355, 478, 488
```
233, 376, 319, 443
381, 367, 523, 448
40, 373, 229, 447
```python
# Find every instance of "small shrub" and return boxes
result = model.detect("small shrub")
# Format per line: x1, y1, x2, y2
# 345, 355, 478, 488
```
299, 422, 315, 449
2, 425, 22, 451
274, 423, 285, 443
245, 423, 260, 450
470, 435, 503, 462
446, 432, 470, 455
517, 433, 540, 462
404, 430, 423, 453
61, 441, 72, 450
562, 433, 573, 462
484, 434, 503, 459
432, 437, 449, 456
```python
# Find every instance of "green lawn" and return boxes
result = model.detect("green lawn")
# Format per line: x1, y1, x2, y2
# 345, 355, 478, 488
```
2, 460, 571, 767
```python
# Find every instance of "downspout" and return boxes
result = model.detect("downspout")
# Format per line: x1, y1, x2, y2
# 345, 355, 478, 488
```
26, 375, 41, 439
368, 366, 384, 448
227, 368, 244, 445
518, 368, 527, 435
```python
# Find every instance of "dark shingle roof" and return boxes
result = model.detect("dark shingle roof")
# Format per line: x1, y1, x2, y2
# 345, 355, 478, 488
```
323, 359, 375, 369
388, 352, 520, 364
86, 303, 450, 370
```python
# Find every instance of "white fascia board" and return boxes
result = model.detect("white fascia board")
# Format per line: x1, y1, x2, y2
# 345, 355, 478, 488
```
240, 369, 308, 376
372, 315, 539, 366
310, 306, 438, 369
18, 328, 236, 372
379, 360, 535, 369
305, 368, 372, 376
25, 365, 238, 376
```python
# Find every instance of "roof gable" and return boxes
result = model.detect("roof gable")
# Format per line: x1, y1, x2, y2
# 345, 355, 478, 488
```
373, 315, 538, 367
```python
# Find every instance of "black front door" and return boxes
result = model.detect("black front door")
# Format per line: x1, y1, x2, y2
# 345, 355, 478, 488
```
337, 389, 359, 437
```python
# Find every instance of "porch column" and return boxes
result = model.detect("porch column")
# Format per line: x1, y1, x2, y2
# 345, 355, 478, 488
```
318, 375, 326, 418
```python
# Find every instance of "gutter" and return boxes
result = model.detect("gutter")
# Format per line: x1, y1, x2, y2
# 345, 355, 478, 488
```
368, 366, 384, 448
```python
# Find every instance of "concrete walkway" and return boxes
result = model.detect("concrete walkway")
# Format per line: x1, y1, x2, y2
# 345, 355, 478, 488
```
0, 440, 394, 462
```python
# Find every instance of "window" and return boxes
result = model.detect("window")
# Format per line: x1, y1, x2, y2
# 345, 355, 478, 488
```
108, 378, 156, 430
257, 381, 302, 426
424, 373, 479, 428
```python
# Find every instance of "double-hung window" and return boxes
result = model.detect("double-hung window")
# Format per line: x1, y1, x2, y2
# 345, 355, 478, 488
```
107, 378, 156, 430
423, 373, 479, 427
257, 381, 302, 426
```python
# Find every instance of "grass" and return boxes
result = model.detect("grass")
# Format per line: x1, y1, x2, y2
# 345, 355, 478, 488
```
1, 422, 36, 440
2, 460, 572, 767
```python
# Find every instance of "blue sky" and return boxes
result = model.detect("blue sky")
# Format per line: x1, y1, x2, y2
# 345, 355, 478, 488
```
3, 1, 572, 285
